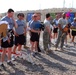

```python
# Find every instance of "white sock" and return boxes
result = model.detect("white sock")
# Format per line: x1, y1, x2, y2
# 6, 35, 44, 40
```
12, 54, 15, 56
11, 54, 15, 58
17, 51, 21, 54
7, 60, 11, 63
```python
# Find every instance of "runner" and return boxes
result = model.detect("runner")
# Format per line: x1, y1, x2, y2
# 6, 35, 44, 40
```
30, 14, 41, 56
35, 13, 42, 52
43, 13, 52, 54
12, 13, 26, 60
27, 13, 43, 48
0, 21, 8, 70
64, 14, 71, 46
0, 9, 17, 68
55, 13, 68, 51
53, 15, 59, 42
71, 18, 76, 43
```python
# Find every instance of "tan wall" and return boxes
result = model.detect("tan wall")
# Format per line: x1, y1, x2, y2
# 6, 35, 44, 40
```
1, 8, 76, 22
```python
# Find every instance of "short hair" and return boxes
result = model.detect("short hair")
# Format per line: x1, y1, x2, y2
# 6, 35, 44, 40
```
7, 8, 14, 13
46, 13, 50, 18
62, 12, 66, 16
35, 12, 41, 15
32, 14, 37, 17
17, 13, 24, 17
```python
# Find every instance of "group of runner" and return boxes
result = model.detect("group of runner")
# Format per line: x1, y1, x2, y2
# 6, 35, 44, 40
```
0, 9, 27, 68
0, 8, 76, 69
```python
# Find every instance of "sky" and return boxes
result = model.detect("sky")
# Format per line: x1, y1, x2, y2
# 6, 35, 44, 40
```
0, 0, 76, 13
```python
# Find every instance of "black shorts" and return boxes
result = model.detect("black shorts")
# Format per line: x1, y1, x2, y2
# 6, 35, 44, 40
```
1, 40, 9, 48
15, 34, 25, 46
53, 28, 58, 33
30, 32, 39, 42
68, 29, 70, 33
72, 30, 76, 36
1, 35, 13, 48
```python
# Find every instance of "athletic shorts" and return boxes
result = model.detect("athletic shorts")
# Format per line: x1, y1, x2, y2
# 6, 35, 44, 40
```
68, 29, 70, 33
15, 34, 25, 46
72, 30, 76, 36
30, 32, 39, 42
53, 28, 58, 33
1, 35, 13, 48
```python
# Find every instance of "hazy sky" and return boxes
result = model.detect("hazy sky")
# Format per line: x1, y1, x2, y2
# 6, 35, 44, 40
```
0, 0, 76, 13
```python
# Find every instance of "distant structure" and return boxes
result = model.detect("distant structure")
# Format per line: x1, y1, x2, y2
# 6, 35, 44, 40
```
0, 8, 76, 22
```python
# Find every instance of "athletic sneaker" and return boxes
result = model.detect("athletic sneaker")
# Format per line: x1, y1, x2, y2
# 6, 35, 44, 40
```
48, 44, 51, 50
59, 48, 64, 51
31, 52, 36, 57
24, 45, 29, 49
64, 43, 68, 47
7, 61, 15, 66
18, 54, 23, 59
54, 47, 58, 51
54, 47, 62, 51
34, 50, 38, 54
44, 49, 50, 54
0, 64, 6, 70
45, 51, 49, 54
74, 42, 76, 47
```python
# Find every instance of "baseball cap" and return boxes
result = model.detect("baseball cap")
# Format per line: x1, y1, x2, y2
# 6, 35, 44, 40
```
66, 14, 70, 17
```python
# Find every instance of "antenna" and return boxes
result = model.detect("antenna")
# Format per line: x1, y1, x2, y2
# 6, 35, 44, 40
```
63, 0, 65, 8
72, 0, 73, 8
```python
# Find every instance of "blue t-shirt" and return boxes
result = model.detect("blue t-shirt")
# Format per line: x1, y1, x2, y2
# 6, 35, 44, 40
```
71, 22, 76, 27
28, 20, 33, 27
1, 16, 14, 29
15, 20, 26, 35
53, 19, 58, 26
71, 21, 76, 31
67, 19, 71, 28
68, 19, 71, 24
30, 20, 41, 30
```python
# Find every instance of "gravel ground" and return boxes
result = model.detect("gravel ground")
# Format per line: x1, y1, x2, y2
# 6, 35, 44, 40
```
0, 32, 76, 75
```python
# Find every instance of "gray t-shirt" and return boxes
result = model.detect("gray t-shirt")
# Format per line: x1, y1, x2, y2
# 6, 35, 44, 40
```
1, 16, 15, 29
44, 19, 51, 31
1, 16, 15, 42
30, 20, 41, 31
15, 20, 26, 35
58, 18, 68, 29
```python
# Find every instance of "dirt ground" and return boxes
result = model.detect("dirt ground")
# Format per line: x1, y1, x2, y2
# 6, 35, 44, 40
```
0, 32, 76, 75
